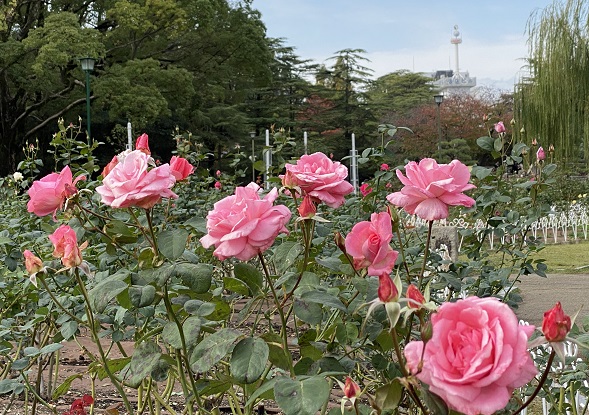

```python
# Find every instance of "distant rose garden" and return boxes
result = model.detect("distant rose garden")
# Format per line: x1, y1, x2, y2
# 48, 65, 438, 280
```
1, 119, 589, 415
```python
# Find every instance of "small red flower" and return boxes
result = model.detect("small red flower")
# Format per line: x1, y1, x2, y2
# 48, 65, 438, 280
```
406, 284, 425, 309
378, 274, 398, 303
343, 377, 361, 399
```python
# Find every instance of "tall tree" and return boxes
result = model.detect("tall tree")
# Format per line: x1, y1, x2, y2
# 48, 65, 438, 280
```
514, 0, 589, 166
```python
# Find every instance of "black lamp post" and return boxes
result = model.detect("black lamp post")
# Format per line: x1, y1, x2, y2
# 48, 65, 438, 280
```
434, 94, 444, 153
80, 57, 96, 142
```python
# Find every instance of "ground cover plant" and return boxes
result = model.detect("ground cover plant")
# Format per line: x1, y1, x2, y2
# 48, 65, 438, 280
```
1, 119, 589, 415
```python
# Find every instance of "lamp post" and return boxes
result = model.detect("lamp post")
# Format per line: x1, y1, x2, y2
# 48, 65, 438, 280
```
434, 94, 444, 154
250, 131, 256, 183
80, 57, 96, 142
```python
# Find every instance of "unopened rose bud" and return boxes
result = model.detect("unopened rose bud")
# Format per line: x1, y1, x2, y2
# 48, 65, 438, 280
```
549, 144, 555, 153
297, 195, 316, 218
407, 284, 425, 309
334, 232, 346, 253
214, 181, 222, 190
520, 127, 525, 134
420, 320, 433, 343
343, 377, 361, 399
542, 302, 571, 342
537, 146, 546, 161
494, 121, 506, 133
378, 274, 398, 303
510, 119, 516, 126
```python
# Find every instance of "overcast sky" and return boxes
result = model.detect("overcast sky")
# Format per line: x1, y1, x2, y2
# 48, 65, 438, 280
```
252, 0, 556, 91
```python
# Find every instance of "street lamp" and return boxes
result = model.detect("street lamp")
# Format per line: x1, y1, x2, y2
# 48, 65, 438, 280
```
250, 131, 256, 183
434, 94, 444, 153
80, 57, 96, 142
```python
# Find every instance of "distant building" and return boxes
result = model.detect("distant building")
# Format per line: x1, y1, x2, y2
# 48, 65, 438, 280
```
430, 25, 476, 95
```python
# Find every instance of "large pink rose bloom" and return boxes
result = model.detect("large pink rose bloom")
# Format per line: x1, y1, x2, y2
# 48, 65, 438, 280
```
96, 150, 177, 209
345, 212, 398, 276
200, 183, 291, 261
387, 158, 475, 221
404, 297, 538, 415
281, 152, 354, 208
27, 166, 84, 217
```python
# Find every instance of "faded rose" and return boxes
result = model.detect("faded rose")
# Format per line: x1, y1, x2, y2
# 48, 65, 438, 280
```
96, 150, 177, 209
387, 158, 475, 221
345, 212, 398, 276
542, 302, 571, 342
27, 166, 85, 217
200, 183, 291, 261
23, 250, 43, 275
169, 156, 194, 181
281, 152, 353, 208
404, 297, 537, 415
49, 225, 87, 268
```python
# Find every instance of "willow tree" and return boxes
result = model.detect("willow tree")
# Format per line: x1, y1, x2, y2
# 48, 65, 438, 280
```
514, 0, 589, 167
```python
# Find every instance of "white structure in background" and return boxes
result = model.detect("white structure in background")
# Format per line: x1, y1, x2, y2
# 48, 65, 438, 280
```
349, 133, 358, 194
263, 129, 272, 190
431, 25, 476, 95
127, 120, 133, 150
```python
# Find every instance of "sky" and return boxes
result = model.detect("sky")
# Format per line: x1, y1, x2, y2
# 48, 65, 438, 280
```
252, 0, 556, 91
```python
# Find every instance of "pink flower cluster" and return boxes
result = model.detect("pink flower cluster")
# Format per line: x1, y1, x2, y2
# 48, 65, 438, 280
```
97, 134, 193, 209
281, 152, 353, 208
200, 183, 291, 261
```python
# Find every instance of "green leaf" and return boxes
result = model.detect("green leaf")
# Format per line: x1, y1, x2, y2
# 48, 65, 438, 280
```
60, 321, 78, 340
158, 229, 189, 260
262, 333, 292, 371
274, 377, 330, 415
127, 341, 162, 388
476, 136, 494, 151
374, 380, 402, 412
543, 163, 557, 176
493, 137, 503, 152
39, 343, 63, 355
174, 263, 213, 293
293, 297, 323, 325
162, 316, 202, 350
301, 291, 346, 312
0, 379, 21, 395
52, 374, 83, 400
233, 263, 263, 295
88, 277, 128, 313
244, 378, 277, 407
224, 276, 250, 295
230, 337, 269, 384
89, 357, 131, 381
273, 241, 303, 274
129, 285, 156, 308
190, 329, 241, 373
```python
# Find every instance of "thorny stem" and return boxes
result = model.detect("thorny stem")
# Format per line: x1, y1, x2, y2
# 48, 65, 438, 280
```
280, 218, 314, 307
418, 221, 434, 289
510, 350, 555, 415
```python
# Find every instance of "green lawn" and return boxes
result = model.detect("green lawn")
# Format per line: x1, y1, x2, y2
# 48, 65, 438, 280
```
541, 240, 589, 274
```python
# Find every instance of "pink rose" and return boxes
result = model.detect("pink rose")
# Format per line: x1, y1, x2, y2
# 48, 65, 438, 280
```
386, 158, 475, 221
380, 163, 389, 171
102, 156, 119, 178
27, 166, 85, 217
49, 225, 87, 268
23, 250, 43, 275
135, 133, 150, 155
494, 121, 506, 133
169, 156, 194, 181
200, 183, 291, 261
214, 181, 222, 190
96, 150, 177, 209
404, 297, 538, 415
537, 146, 546, 161
359, 183, 372, 197
281, 152, 354, 208
542, 302, 571, 342
345, 212, 398, 276
343, 377, 361, 400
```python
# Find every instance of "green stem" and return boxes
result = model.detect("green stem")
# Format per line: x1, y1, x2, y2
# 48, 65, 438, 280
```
73, 269, 134, 415
510, 350, 555, 415
418, 221, 434, 289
